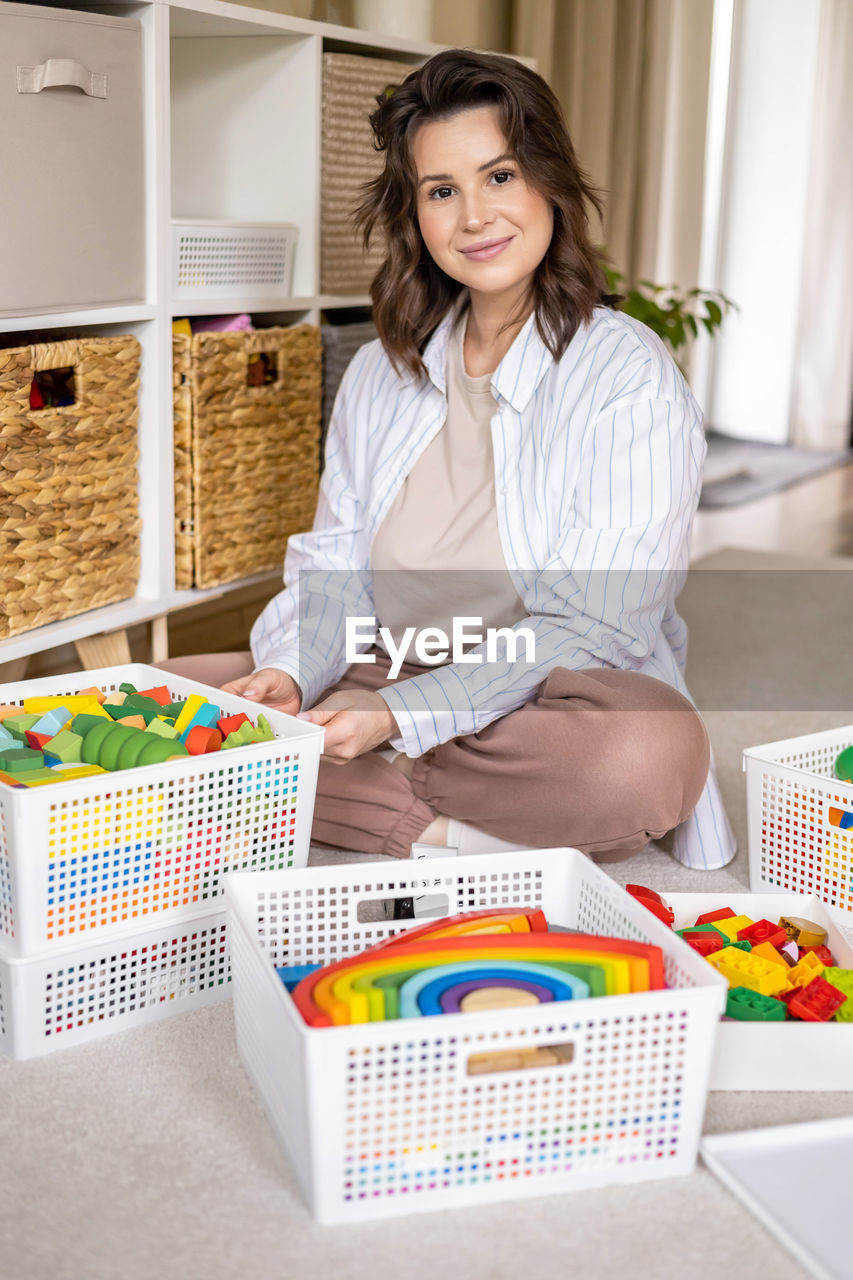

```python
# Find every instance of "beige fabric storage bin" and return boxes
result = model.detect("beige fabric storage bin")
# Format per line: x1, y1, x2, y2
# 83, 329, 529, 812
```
173, 326, 322, 590
321, 52, 413, 295
0, 3, 145, 316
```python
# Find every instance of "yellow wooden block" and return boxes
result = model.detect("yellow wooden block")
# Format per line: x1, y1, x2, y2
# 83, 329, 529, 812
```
173, 694, 206, 737
750, 941, 789, 968
50, 764, 109, 779
706, 946, 793, 996
712, 914, 755, 942
24, 696, 110, 718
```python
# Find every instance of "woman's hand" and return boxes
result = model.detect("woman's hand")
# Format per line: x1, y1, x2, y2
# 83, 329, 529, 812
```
299, 690, 397, 763
221, 667, 302, 716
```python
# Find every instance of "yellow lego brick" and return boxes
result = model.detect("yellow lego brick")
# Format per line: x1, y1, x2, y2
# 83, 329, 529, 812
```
750, 941, 789, 968
787, 952, 826, 988
706, 946, 793, 996
173, 694, 206, 737
23, 696, 111, 718
712, 914, 755, 943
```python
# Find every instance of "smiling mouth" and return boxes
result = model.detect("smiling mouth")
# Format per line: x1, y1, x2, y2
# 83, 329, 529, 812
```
459, 237, 514, 261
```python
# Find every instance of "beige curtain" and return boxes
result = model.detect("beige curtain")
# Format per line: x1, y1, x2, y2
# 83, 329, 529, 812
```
509, 0, 715, 289
789, 0, 853, 450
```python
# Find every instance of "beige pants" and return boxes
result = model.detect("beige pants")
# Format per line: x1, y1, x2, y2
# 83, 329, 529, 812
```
159, 651, 710, 862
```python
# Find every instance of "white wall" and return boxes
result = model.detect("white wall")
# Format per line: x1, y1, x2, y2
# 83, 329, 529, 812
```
705, 0, 821, 442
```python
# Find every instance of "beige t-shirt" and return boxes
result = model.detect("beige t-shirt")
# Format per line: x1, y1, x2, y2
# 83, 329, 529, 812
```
371, 314, 527, 664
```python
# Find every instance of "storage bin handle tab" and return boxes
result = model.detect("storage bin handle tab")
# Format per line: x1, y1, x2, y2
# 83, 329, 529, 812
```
17, 60, 108, 100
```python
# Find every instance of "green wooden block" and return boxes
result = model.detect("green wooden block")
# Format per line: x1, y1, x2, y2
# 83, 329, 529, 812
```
256, 714, 274, 742
4, 714, 40, 741
42, 729, 83, 764
162, 701, 187, 719
102, 702, 132, 721
0, 748, 44, 772
119, 683, 137, 695
19, 767, 66, 787
120, 696, 163, 724
145, 717, 179, 740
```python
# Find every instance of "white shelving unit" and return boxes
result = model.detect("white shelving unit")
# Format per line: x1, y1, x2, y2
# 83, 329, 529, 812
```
0, 0, 441, 666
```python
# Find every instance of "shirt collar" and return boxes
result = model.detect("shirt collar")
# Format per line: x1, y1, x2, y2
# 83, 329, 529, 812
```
421, 297, 554, 412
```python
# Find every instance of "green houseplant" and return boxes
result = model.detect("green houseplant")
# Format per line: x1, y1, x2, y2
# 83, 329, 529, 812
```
604, 266, 736, 372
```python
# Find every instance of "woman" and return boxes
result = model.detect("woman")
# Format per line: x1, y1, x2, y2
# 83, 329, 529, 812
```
175, 49, 734, 870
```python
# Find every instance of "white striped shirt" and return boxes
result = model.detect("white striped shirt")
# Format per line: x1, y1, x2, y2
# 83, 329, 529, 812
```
251, 303, 736, 869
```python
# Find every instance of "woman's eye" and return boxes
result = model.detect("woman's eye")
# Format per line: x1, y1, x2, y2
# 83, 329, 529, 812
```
491, 170, 514, 185
431, 186, 454, 200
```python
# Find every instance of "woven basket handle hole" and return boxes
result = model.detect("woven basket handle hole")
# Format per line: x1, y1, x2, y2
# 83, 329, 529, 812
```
247, 352, 278, 387
30, 365, 76, 411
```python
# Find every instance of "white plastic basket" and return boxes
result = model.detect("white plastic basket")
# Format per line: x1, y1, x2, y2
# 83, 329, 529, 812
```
744, 725, 853, 914
0, 902, 229, 1060
171, 219, 298, 301
225, 849, 726, 1224
0, 664, 323, 958
667, 891, 853, 1090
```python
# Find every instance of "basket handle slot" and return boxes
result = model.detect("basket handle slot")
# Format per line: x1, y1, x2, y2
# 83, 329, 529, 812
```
29, 365, 76, 411
356, 890, 450, 923
247, 351, 278, 387
466, 1040, 575, 1076
17, 59, 107, 99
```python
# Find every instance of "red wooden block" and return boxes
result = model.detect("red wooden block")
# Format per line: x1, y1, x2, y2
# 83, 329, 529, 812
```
695, 907, 736, 925
787, 977, 847, 1022
184, 725, 221, 755
218, 713, 250, 737
738, 919, 788, 949
138, 686, 171, 706
625, 884, 675, 927
25, 730, 52, 750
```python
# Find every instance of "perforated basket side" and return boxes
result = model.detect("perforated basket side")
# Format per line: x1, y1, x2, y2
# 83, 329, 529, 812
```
0, 664, 323, 956
226, 850, 725, 1223
0, 905, 230, 1060
745, 726, 853, 914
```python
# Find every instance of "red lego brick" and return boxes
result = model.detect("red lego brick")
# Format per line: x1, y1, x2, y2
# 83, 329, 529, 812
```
695, 907, 736, 925
738, 919, 788, 949
799, 944, 836, 966
625, 884, 675, 927
787, 977, 847, 1022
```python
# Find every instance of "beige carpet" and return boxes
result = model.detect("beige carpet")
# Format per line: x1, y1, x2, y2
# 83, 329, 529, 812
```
2, 547, 852, 1280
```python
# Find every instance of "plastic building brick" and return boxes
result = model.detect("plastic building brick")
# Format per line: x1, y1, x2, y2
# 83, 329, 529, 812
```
822, 968, 853, 1022
711, 914, 755, 943
787, 952, 826, 988
706, 946, 793, 996
750, 941, 788, 968
625, 884, 675, 927
695, 907, 736, 925
725, 986, 787, 1022
799, 944, 835, 966
685, 933, 725, 958
738, 919, 788, 948
778, 917, 828, 949
787, 977, 846, 1022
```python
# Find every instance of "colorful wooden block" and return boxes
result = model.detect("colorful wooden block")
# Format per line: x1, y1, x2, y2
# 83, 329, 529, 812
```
0, 705, 24, 722
184, 725, 221, 755
4, 714, 40, 741
145, 717, 179, 740
42, 729, 83, 764
25, 730, 53, 750
116, 715, 147, 730
23, 696, 109, 718
137, 686, 171, 706
0, 748, 44, 773
218, 713, 250, 737
173, 694, 206, 737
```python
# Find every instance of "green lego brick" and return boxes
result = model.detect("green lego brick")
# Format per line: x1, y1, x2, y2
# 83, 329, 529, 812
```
823, 968, 853, 1022
725, 986, 787, 1022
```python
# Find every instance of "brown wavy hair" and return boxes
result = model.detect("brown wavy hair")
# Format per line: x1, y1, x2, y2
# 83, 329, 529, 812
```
353, 48, 618, 379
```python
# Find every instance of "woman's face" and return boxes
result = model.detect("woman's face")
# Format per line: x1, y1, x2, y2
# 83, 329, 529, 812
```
412, 105, 554, 310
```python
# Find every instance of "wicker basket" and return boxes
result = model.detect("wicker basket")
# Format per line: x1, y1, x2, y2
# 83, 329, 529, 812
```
0, 336, 141, 639
321, 52, 414, 295
173, 325, 322, 590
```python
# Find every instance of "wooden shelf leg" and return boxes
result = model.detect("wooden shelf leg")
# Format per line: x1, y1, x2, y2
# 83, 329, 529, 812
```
74, 629, 133, 671
150, 615, 169, 664
0, 656, 30, 684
